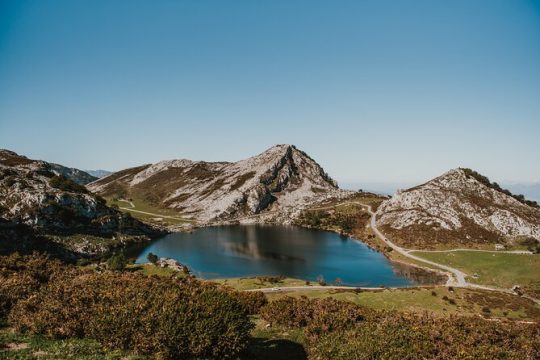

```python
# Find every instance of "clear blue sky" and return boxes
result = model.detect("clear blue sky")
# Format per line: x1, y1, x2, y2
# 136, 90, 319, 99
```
1, 0, 539, 184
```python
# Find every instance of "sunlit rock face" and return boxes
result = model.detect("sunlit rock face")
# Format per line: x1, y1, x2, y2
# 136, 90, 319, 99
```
376, 168, 540, 248
0, 149, 157, 255
88, 144, 347, 224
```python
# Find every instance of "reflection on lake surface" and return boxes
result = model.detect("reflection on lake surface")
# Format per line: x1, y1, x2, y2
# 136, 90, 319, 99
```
134, 225, 416, 287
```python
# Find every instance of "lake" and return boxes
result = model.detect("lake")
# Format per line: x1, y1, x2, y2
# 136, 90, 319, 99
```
134, 225, 418, 287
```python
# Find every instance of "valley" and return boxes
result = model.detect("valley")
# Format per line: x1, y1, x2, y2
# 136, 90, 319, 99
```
1, 145, 540, 359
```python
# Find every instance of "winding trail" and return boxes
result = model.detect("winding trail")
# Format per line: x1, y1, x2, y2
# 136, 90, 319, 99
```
244, 200, 540, 304
117, 199, 188, 222
352, 202, 538, 303
360, 203, 468, 287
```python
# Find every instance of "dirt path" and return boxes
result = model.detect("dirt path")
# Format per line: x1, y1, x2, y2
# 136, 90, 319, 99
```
407, 248, 532, 255
351, 202, 539, 304
246, 285, 385, 293
357, 203, 468, 287
117, 199, 187, 221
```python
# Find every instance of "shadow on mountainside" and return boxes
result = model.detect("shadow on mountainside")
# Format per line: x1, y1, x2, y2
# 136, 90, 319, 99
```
242, 337, 307, 360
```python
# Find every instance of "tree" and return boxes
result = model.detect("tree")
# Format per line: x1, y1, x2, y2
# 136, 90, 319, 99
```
147, 252, 159, 265
334, 277, 343, 286
107, 254, 126, 271
317, 275, 326, 286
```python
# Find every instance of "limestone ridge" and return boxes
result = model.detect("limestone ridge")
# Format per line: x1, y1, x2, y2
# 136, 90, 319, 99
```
376, 168, 540, 248
88, 144, 344, 223
0, 149, 97, 185
0, 149, 158, 255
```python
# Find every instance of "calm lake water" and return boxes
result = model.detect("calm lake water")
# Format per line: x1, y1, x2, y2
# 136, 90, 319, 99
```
135, 225, 416, 287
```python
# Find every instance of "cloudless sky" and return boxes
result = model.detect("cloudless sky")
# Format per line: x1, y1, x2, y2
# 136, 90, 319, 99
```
1, 0, 539, 185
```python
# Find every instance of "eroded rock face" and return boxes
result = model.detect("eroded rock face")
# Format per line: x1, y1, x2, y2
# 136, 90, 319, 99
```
376, 169, 540, 248
89, 144, 346, 223
0, 150, 157, 255
0, 148, 97, 185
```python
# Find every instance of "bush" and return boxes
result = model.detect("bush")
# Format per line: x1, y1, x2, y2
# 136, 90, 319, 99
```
0, 253, 80, 317
260, 297, 366, 330
9, 273, 253, 359
147, 252, 159, 264
260, 297, 314, 327
48, 175, 88, 194
107, 253, 126, 271
262, 296, 539, 359
307, 313, 539, 359
270, 297, 540, 360
228, 290, 268, 315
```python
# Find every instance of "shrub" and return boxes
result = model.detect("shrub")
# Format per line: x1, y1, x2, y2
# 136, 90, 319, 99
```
48, 175, 88, 194
107, 253, 126, 271
147, 252, 159, 264
265, 296, 540, 359
256, 275, 284, 284
260, 297, 366, 331
0, 253, 80, 317
228, 290, 268, 315
260, 297, 314, 327
9, 273, 253, 359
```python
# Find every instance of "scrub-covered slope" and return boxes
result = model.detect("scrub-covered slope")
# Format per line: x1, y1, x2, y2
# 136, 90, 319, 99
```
0, 150, 160, 256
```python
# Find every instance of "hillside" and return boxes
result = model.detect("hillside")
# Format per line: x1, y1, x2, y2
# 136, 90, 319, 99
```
88, 144, 346, 224
0, 150, 160, 257
376, 168, 540, 249
0, 149, 97, 185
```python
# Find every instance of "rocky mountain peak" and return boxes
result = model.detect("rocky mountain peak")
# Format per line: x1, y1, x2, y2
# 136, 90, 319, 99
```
377, 168, 540, 249
89, 145, 343, 223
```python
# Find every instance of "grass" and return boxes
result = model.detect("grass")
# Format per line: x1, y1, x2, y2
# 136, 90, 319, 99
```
410, 251, 540, 291
264, 287, 540, 321
0, 318, 146, 359
212, 277, 315, 291
243, 317, 306, 360
126, 263, 184, 277
106, 195, 191, 226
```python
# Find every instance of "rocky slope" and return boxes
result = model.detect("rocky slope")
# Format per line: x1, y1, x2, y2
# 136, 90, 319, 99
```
0, 149, 97, 185
0, 150, 160, 257
88, 144, 347, 224
376, 168, 540, 249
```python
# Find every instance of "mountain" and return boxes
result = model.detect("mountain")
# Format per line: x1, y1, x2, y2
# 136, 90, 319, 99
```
85, 169, 112, 178
0, 149, 97, 185
88, 144, 344, 223
0, 149, 160, 257
375, 168, 540, 249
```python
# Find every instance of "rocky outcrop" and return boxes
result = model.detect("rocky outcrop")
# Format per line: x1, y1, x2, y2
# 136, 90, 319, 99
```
0, 150, 161, 256
88, 144, 346, 224
376, 169, 540, 249
0, 149, 97, 185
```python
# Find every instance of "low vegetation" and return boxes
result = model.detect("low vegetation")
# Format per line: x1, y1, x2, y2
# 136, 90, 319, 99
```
3, 253, 539, 359
1, 253, 253, 359
261, 297, 539, 359
48, 175, 89, 194
461, 168, 539, 208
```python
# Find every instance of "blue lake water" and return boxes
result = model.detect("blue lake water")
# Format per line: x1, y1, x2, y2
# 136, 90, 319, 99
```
135, 225, 416, 287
